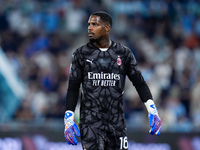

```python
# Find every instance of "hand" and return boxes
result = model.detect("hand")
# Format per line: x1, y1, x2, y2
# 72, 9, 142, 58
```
145, 100, 161, 135
64, 110, 80, 145
148, 113, 161, 135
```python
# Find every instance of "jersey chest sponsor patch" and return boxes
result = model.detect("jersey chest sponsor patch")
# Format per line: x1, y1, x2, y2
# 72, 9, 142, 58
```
88, 72, 120, 87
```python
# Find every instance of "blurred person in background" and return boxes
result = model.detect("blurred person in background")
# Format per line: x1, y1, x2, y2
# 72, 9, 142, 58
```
191, 72, 200, 130
64, 11, 161, 150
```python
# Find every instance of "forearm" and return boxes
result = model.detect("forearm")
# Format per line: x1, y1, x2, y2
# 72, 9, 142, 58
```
129, 72, 153, 102
65, 79, 81, 111
135, 81, 152, 102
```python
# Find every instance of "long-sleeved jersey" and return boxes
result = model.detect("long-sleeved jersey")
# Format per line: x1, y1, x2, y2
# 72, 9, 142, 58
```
66, 41, 152, 129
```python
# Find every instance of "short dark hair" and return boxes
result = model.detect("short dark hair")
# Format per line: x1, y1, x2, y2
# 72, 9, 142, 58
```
91, 11, 112, 27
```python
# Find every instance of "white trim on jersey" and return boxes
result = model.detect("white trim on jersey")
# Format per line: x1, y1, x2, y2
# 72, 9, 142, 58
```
99, 48, 108, 51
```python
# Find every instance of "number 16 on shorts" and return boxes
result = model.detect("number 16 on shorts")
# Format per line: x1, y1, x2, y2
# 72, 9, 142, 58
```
119, 136, 128, 149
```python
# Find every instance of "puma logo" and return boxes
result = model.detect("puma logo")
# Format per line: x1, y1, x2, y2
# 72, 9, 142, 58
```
86, 59, 93, 64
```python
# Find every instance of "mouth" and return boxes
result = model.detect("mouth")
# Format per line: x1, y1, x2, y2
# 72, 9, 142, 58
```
88, 32, 94, 37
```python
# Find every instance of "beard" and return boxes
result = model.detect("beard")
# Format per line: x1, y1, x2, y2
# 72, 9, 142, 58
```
89, 35, 103, 44
89, 38, 98, 43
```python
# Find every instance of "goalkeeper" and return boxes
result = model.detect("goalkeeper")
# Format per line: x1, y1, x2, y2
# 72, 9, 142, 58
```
64, 11, 161, 150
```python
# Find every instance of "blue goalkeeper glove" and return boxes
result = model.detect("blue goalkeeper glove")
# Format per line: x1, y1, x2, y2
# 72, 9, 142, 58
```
145, 100, 161, 135
64, 110, 80, 145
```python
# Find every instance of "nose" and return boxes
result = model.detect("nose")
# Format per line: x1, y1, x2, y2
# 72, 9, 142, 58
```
88, 24, 92, 31
88, 25, 91, 31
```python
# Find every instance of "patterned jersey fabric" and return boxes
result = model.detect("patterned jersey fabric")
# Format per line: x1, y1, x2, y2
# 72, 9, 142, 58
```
69, 41, 140, 130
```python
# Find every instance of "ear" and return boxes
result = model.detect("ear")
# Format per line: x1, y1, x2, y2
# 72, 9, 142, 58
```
105, 24, 111, 33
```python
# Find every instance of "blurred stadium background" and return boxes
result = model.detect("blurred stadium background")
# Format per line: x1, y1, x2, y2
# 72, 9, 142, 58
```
0, 0, 200, 149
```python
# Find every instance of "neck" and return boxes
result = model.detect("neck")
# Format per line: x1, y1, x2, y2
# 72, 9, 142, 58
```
93, 38, 111, 48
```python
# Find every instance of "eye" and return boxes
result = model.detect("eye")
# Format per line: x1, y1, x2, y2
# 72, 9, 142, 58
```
88, 22, 98, 27
92, 23, 97, 26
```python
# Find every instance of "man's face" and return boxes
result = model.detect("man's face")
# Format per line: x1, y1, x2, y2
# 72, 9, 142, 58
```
88, 15, 107, 42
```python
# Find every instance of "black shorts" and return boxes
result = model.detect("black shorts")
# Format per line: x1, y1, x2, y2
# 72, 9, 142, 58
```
80, 123, 128, 150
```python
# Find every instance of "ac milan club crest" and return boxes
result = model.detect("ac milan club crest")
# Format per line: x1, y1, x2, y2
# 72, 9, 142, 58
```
117, 56, 122, 66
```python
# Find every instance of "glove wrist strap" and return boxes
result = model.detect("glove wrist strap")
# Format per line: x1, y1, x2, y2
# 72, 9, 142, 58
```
64, 110, 74, 124
144, 99, 158, 115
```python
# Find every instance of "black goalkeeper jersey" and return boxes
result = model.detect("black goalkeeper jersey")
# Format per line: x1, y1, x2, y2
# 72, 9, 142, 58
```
67, 41, 152, 129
